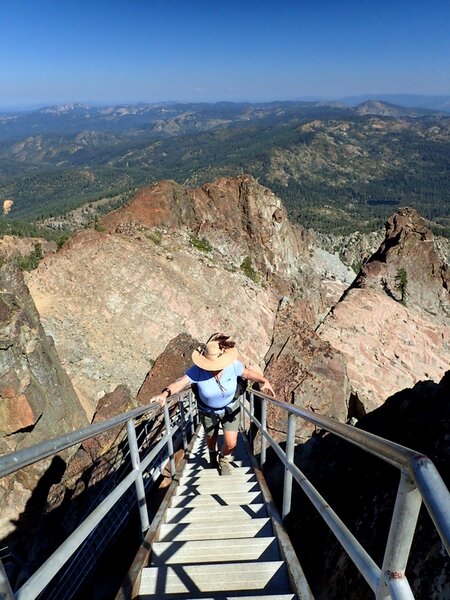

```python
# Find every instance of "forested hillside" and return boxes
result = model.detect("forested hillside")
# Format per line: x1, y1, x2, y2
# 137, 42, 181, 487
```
1, 100, 449, 236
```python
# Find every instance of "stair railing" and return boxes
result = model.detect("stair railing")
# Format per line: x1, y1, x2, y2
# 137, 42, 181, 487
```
241, 390, 450, 600
0, 390, 197, 600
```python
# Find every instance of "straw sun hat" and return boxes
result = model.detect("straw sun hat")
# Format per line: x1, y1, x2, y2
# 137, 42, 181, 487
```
192, 333, 238, 371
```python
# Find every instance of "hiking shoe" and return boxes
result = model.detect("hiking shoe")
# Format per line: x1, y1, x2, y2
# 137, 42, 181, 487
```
218, 454, 232, 476
209, 450, 218, 469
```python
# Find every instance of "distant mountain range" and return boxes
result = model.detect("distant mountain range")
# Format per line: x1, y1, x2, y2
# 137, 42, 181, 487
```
340, 94, 450, 113
0, 97, 448, 141
0, 99, 449, 237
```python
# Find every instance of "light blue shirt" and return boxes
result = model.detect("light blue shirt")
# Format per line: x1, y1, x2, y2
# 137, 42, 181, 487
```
186, 360, 244, 409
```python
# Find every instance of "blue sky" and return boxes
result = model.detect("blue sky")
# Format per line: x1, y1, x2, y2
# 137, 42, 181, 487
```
0, 0, 449, 108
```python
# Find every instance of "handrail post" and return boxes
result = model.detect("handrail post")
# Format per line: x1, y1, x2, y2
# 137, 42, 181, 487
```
249, 392, 255, 446
163, 402, 176, 477
376, 470, 422, 599
260, 396, 267, 468
126, 419, 150, 534
179, 395, 188, 451
240, 393, 245, 431
188, 391, 195, 435
282, 411, 296, 519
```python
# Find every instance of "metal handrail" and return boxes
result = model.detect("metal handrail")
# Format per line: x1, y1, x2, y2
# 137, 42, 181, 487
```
0, 390, 197, 600
0, 401, 162, 478
243, 390, 450, 600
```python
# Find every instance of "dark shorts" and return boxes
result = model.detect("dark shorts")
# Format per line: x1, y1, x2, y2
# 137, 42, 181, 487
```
199, 404, 240, 434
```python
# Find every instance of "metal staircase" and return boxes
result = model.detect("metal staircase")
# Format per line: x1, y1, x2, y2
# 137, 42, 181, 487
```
1, 387, 449, 600
138, 430, 297, 599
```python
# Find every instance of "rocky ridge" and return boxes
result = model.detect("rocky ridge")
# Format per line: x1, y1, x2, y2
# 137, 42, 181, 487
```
26, 176, 330, 413
317, 208, 450, 413
0, 236, 57, 260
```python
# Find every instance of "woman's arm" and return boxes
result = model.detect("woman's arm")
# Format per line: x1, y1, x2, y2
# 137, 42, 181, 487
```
242, 367, 275, 397
150, 374, 191, 406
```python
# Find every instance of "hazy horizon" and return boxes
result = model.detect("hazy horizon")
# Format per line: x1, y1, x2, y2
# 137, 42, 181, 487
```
2, 93, 450, 114
1, 0, 449, 110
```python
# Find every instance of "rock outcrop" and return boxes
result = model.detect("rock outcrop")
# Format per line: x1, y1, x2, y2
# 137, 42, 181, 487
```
352, 207, 450, 321
25, 176, 327, 412
102, 175, 325, 307
318, 209, 450, 413
137, 332, 199, 404
263, 298, 350, 442
25, 227, 277, 413
318, 288, 450, 414
0, 236, 57, 261
0, 263, 88, 538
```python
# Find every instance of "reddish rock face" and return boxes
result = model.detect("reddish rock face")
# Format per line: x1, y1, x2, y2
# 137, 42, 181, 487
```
318, 288, 450, 414
137, 333, 200, 404
318, 208, 450, 413
102, 175, 324, 304
353, 207, 450, 321
0, 394, 37, 434
263, 298, 350, 442
79, 385, 136, 463
0, 263, 88, 539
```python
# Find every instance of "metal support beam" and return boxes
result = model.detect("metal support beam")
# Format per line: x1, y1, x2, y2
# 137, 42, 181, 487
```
188, 391, 194, 436
178, 397, 188, 451
260, 397, 267, 468
163, 402, 176, 477
126, 419, 150, 534
376, 470, 422, 600
282, 412, 296, 519
248, 392, 254, 446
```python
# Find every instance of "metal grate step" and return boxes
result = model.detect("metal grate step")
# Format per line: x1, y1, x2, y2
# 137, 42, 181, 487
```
137, 430, 295, 599
151, 537, 281, 565
165, 504, 267, 523
170, 491, 264, 508
139, 560, 290, 597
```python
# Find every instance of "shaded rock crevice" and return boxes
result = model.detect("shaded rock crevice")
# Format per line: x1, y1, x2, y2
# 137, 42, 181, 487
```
264, 372, 450, 600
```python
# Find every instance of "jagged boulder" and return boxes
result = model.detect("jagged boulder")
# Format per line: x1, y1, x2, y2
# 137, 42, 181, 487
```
353, 207, 450, 320
137, 332, 199, 404
265, 372, 450, 600
102, 175, 326, 308
318, 209, 450, 413
0, 262, 88, 538
263, 298, 350, 442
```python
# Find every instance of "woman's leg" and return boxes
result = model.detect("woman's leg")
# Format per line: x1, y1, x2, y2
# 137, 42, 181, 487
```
221, 429, 238, 456
206, 430, 219, 452
200, 413, 220, 467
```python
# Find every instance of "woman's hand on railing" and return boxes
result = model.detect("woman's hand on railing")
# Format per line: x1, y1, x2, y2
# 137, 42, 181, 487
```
150, 391, 170, 407
261, 379, 275, 397
150, 387, 172, 408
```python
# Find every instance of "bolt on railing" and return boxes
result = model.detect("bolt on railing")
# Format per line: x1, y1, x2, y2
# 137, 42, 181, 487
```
242, 390, 450, 600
